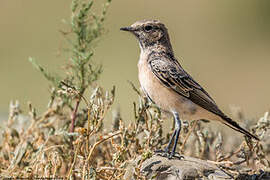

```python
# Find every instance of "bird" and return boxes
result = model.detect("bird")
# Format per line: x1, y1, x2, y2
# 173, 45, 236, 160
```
120, 20, 259, 158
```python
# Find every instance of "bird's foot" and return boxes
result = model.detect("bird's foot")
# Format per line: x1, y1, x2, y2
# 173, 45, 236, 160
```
154, 149, 184, 160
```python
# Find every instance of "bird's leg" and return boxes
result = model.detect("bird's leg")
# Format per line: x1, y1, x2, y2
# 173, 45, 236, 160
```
169, 111, 182, 158
156, 111, 183, 159
164, 129, 176, 153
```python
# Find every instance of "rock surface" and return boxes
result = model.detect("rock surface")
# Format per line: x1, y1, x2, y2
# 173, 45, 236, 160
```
140, 152, 232, 180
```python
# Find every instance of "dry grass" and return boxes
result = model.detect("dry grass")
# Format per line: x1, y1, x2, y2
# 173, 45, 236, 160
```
0, 85, 269, 179
0, 0, 269, 179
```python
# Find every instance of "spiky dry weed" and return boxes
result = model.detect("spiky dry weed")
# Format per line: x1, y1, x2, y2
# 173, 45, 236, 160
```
0, 0, 269, 179
0, 85, 269, 179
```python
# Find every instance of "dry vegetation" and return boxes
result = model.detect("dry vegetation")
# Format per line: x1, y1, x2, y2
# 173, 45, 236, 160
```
0, 0, 269, 179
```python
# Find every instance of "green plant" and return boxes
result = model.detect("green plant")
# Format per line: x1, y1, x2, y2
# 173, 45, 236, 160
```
0, 0, 270, 179
29, 0, 112, 133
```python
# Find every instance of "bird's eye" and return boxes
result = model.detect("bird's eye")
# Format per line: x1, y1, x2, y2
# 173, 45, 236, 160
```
144, 25, 153, 32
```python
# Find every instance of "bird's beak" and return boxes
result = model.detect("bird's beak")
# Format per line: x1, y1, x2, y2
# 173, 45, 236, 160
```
120, 26, 134, 32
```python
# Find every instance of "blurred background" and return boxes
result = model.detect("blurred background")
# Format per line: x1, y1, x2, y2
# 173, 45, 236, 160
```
0, 0, 270, 123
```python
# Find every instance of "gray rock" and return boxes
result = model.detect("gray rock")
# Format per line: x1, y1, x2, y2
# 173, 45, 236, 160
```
140, 153, 232, 180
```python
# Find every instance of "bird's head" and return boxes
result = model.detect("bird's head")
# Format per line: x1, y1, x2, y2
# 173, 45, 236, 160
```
120, 20, 172, 51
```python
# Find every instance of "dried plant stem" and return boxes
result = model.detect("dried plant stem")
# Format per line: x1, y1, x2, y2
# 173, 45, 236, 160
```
86, 107, 91, 154
43, 145, 65, 152
180, 120, 198, 152
67, 141, 80, 179
82, 161, 87, 180
218, 145, 243, 162
70, 98, 80, 133
87, 131, 122, 162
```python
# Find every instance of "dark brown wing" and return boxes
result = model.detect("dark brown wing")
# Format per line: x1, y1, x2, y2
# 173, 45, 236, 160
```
149, 54, 259, 141
149, 56, 224, 117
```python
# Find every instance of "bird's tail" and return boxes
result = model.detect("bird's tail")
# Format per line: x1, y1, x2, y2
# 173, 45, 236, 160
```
220, 116, 259, 141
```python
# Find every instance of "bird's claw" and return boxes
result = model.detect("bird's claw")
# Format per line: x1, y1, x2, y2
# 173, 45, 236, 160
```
154, 149, 184, 160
